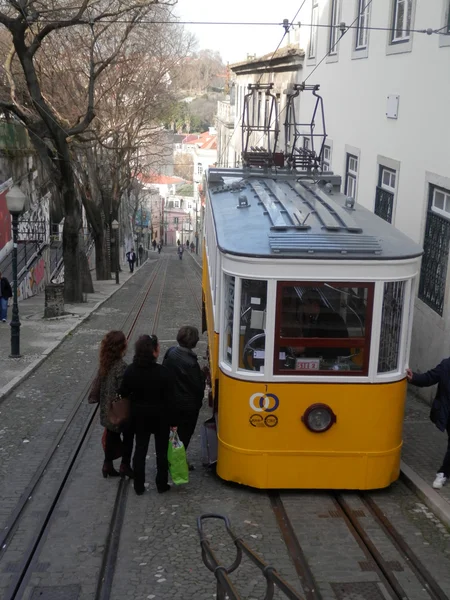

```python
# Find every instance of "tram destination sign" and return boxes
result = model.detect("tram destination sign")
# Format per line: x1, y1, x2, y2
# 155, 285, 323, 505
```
295, 358, 320, 371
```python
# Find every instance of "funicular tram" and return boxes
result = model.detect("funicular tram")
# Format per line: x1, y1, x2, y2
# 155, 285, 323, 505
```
201, 84, 422, 490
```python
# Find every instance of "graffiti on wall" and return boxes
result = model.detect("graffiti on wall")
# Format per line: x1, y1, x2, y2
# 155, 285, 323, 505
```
18, 257, 46, 301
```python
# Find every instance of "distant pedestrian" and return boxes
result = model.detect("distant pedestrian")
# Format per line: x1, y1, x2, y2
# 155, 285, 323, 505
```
119, 335, 177, 495
89, 331, 134, 479
407, 361, 450, 489
186, 239, 189, 249
178, 245, 184, 260
177, 239, 180, 246
127, 248, 137, 272
163, 326, 206, 470
152, 239, 157, 252
190, 242, 195, 253
0, 271, 12, 323
157, 242, 162, 254
138, 244, 144, 266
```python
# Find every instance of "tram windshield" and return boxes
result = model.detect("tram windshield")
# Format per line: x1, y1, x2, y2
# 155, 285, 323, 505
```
275, 282, 374, 375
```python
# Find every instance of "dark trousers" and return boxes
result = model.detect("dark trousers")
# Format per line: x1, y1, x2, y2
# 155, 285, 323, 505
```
177, 409, 200, 451
132, 418, 170, 491
129, 260, 135, 273
439, 427, 450, 476
104, 425, 133, 465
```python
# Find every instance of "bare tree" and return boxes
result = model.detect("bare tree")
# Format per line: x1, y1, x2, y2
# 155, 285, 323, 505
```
0, 0, 176, 301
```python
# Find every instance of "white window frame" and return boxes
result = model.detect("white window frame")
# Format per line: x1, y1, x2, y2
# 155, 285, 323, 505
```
328, 0, 341, 56
308, 0, 319, 60
322, 144, 332, 171
380, 167, 397, 194
355, 0, 370, 50
197, 163, 203, 175
430, 185, 450, 219
345, 153, 358, 199
391, 0, 412, 43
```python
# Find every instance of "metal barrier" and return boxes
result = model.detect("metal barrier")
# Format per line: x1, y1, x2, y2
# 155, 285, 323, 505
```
198, 514, 303, 600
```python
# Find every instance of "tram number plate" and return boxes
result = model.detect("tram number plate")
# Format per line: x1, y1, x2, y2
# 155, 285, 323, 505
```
295, 358, 320, 371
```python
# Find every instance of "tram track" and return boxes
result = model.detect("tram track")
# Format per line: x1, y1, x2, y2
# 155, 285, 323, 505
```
95, 256, 169, 600
270, 489, 448, 600
1, 257, 167, 600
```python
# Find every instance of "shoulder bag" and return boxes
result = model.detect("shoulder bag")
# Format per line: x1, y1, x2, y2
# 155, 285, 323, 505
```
108, 394, 130, 427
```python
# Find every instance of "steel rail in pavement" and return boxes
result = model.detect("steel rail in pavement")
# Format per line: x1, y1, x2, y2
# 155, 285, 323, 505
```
4, 258, 165, 600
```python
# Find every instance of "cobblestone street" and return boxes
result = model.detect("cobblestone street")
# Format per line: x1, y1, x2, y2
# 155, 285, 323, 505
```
1, 249, 450, 600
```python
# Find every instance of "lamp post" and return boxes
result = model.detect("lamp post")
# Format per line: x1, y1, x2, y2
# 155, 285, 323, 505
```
6, 185, 26, 358
111, 219, 119, 284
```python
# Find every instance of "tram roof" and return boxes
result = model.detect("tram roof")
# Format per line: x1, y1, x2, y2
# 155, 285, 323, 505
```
206, 168, 423, 261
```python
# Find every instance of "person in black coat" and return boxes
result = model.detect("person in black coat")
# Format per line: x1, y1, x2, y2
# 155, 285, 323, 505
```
162, 326, 206, 469
119, 334, 177, 495
0, 271, 12, 323
407, 358, 450, 489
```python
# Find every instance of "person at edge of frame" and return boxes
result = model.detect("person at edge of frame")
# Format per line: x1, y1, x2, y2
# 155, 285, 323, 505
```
127, 248, 137, 273
0, 270, 12, 323
119, 334, 177, 495
152, 239, 157, 252
138, 244, 144, 266
407, 359, 450, 489
162, 326, 206, 471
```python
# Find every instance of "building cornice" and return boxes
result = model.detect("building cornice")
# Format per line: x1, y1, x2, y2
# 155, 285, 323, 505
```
230, 44, 304, 75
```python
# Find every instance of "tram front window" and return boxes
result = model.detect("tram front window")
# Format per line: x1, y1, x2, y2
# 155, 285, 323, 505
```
239, 279, 267, 372
276, 283, 373, 375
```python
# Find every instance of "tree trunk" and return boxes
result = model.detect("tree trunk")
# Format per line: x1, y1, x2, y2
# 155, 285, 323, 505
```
94, 228, 110, 280
62, 209, 83, 302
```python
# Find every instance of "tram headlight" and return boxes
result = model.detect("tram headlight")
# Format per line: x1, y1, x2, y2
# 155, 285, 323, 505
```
302, 404, 336, 433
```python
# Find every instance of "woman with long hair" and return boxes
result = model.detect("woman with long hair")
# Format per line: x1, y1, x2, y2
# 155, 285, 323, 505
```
119, 334, 177, 495
97, 330, 134, 478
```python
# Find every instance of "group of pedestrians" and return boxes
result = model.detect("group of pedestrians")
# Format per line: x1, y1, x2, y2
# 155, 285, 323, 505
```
90, 325, 206, 496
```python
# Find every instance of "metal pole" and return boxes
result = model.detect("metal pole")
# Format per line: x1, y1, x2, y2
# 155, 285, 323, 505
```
115, 228, 119, 284
10, 213, 21, 358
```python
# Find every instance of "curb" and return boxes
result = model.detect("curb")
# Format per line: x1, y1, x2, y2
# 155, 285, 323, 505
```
187, 250, 203, 271
0, 265, 142, 403
400, 460, 450, 528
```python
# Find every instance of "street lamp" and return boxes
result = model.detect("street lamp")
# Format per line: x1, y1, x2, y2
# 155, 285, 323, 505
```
111, 219, 119, 284
6, 185, 26, 358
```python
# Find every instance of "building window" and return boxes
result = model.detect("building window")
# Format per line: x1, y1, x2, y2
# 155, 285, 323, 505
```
239, 279, 267, 372
321, 145, 332, 171
391, 0, 412, 43
223, 275, 235, 365
418, 185, 450, 316
378, 281, 405, 373
374, 166, 396, 223
173, 217, 179, 225
309, 0, 319, 59
356, 0, 370, 49
329, 0, 341, 54
345, 154, 358, 199
274, 282, 374, 376
197, 163, 203, 175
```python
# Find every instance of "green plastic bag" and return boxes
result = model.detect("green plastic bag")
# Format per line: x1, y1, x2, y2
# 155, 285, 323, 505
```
168, 431, 189, 485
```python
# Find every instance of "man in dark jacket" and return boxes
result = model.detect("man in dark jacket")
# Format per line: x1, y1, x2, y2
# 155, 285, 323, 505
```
407, 359, 450, 489
0, 271, 13, 323
163, 326, 206, 469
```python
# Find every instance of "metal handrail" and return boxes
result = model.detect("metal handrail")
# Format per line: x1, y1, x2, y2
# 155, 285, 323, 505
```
198, 514, 304, 600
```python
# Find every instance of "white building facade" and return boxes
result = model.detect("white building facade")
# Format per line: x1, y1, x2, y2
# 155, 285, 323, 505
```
218, 0, 450, 380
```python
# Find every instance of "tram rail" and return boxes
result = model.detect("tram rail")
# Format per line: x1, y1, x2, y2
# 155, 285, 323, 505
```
95, 256, 169, 600
1, 257, 166, 600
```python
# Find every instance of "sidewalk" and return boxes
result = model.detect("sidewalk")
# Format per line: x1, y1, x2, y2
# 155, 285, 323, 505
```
0, 263, 141, 400
1, 249, 449, 530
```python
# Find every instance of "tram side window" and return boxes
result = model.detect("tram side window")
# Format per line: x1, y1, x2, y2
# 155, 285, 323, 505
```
223, 275, 235, 365
378, 281, 405, 373
239, 279, 268, 372
275, 283, 373, 375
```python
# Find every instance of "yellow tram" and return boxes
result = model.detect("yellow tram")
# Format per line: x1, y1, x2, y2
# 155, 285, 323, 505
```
201, 166, 422, 490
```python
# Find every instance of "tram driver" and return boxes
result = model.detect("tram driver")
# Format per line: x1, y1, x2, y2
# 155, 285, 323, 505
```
282, 289, 349, 363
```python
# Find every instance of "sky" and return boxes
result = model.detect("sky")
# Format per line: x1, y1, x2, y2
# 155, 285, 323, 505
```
174, 0, 302, 64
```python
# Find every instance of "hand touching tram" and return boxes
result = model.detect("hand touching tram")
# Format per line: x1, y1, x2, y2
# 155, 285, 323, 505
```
406, 368, 413, 381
